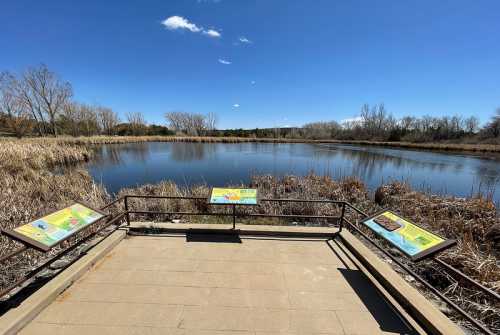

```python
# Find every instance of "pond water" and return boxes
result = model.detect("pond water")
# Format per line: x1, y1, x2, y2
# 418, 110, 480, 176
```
85, 142, 500, 202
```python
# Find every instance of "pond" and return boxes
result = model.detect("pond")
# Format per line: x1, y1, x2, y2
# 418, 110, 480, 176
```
85, 142, 500, 203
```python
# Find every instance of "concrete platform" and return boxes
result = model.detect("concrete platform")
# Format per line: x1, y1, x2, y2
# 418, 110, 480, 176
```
17, 233, 421, 335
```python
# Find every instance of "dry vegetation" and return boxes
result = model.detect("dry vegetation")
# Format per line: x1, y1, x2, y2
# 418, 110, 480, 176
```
0, 139, 109, 264
0, 137, 498, 332
119, 174, 499, 333
6, 135, 500, 153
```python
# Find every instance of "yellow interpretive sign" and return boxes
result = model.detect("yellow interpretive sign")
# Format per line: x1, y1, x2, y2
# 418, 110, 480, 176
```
209, 188, 258, 205
2, 202, 107, 251
361, 210, 455, 261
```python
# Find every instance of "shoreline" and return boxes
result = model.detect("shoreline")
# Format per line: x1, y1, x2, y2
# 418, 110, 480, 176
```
0, 136, 498, 331
2, 136, 500, 154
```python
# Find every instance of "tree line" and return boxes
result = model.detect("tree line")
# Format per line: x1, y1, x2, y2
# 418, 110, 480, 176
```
211, 104, 500, 143
0, 64, 173, 137
300, 103, 499, 142
1, 65, 499, 143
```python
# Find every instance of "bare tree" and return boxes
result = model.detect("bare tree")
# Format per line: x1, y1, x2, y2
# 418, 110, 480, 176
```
164, 111, 185, 133
79, 104, 100, 136
485, 108, 500, 138
0, 72, 33, 137
165, 111, 214, 136
97, 106, 120, 135
464, 116, 479, 134
205, 112, 218, 131
303, 121, 340, 139
126, 112, 146, 135
22, 64, 72, 136
61, 102, 81, 136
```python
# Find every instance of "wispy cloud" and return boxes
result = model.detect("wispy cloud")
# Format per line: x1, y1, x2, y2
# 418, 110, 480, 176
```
251, 80, 256, 85
238, 36, 252, 44
233, 104, 240, 108
218, 59, 231, 65
203, 29, 221, 38
161, 16, 221, 38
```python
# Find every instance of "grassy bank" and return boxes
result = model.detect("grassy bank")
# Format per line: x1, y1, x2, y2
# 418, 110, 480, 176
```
0, 138, 498, 332
2, 135, 500, 153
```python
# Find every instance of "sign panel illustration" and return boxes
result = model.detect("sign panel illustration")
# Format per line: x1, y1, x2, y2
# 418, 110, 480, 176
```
3, 203, 106, 251
361, 210, 455, 261
209, 188, 258, 205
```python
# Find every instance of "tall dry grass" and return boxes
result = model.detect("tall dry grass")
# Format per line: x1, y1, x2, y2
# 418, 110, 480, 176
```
0, 137, 498, 331
3, 135, 499, 153
0, 139, 109, 276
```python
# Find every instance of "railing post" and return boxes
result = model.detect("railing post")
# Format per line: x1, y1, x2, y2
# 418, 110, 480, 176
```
339, 202, 345, 233
124, 196, 130, 226
232, 204, 236, 229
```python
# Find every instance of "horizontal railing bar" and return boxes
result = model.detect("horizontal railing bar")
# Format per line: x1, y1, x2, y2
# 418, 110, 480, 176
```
344, 218, 494, 335
344, 202, 369, 217
100, 197, 124, 210
0, 246, 28, 263
124, 194, 345, 204
245, 213, 340, 219
124, 195, 206, 200
260, 198, 345, 204
343, 201, 500, 303
0, 213, 126, 298
128, 210, 340, 220
433, 257, 500, 301
0, 200, 124, 266
129, 210, 234, 216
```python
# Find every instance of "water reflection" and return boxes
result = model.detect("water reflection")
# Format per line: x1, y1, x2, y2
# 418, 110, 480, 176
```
85, 142, 500, 202
92, 143, 152, 165
170, 142, 216, 162
315, 144, 463, 180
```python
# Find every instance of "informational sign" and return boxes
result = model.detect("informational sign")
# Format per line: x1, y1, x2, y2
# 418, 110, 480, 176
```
360, 210, 455, 261
209, 188, 258, 205
2, 202, 106, 251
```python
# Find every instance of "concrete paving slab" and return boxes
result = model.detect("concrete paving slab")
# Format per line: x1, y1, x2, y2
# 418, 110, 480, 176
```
16, 234, 428, 334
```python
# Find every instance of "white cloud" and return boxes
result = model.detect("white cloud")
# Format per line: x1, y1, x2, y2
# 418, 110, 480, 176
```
238, 36, 252, 44
233, 104, 240, 108
251, 80, 256, 85
161, 16, 201, 32
203, 29, 221, 38
161, 16, 221, 38
218, 59, 231, 65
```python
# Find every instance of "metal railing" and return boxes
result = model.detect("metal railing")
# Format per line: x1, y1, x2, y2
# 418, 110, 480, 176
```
0, 195, 498, 334
123, 194, 345, 231
341, 202, 498, 335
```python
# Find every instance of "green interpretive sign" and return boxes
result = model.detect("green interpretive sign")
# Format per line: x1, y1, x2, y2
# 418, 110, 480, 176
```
2, 202, 107, 251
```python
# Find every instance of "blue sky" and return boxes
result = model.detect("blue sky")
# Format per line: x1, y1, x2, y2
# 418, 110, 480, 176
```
1, 0, 499, 129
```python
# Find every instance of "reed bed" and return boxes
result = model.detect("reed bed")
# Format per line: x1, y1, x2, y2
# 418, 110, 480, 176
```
0, 137, 499, 331
0, 139, 109, 295
3, 135, 499, 153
